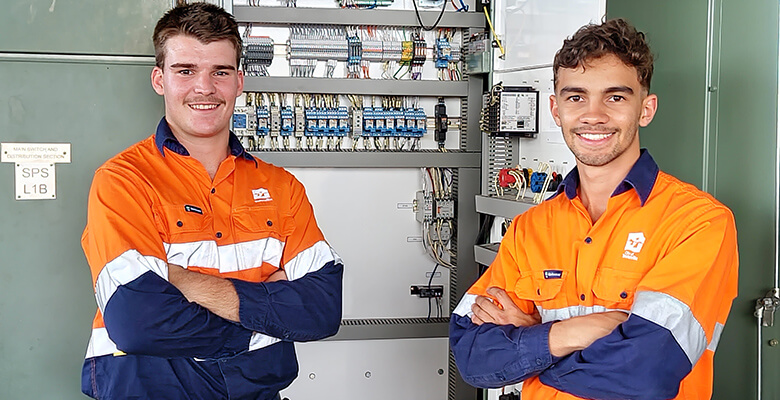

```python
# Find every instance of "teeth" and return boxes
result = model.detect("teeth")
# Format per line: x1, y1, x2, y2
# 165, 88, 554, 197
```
580, 133, 611, 140
190, 104, 218, 110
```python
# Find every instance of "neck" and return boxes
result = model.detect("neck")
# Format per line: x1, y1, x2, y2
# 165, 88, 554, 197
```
174, 132, 230, 180
577, 149, 640, 222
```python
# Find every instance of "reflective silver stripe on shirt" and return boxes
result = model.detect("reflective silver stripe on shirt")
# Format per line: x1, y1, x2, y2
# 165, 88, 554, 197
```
537, 305, 629, 323
283, 240, 342, 281
453, 293, 478, 317
85, 327, 119, 358
94, 250, 168, 313
707, 322, 725, 352
249, 332, 282, 351
632, 291, 707, 364
164, 237, 285, 273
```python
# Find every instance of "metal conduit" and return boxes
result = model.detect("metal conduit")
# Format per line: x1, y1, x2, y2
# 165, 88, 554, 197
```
0, 52, 154, 66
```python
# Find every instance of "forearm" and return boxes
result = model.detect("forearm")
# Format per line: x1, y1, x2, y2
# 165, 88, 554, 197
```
450, 312, 557, 388
168, 264, 240, 322
102, 270, 252, 359
539, 314, 693, 400
548, 311, 628, 357
230, 261, 343, 341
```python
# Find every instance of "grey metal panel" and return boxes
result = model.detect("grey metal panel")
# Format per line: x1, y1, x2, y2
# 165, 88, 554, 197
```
474, 194, 534, 219
0, 0, 168, 55
251, 150, 480, 168
243, 76, 469, 96
451, 167, 480, 400
473, 243, 498, 266
328, 320, 449, 341
0, 60, 163, 400
463, 73, 484, 152
234, 6, 485, 28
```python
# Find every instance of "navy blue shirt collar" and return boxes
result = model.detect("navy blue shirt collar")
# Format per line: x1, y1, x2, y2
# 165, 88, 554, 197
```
554, 149, 659, 206
154, 117, 255, 163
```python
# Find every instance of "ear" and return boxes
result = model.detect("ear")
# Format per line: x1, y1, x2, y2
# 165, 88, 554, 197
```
151, 66, 165, 96
549, 94, 562, 127
639, 93, 658, 127
236, 69, 244, 98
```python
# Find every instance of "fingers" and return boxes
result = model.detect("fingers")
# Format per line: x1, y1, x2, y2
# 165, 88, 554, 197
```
487, 287, 516, 310
471, 296, 500, 324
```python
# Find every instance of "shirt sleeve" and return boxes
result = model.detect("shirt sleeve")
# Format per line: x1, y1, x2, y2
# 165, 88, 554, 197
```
231, 173, 343, 341
539, 205, 739, 400
449, 221, 558, 388
82, 167, 252, 359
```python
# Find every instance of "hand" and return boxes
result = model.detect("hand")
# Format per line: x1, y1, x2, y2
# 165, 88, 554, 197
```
549, 311, 629, 357
471, 287, 541, 327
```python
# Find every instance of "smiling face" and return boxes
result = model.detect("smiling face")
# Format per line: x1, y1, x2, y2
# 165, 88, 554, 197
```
151, 35, 244, 142
550, 54, 657, 170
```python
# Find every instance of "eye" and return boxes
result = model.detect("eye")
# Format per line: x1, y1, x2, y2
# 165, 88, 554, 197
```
215, 70, 230, 76
609, 95, 625, 102
567, 95, 582, 102
177, 69, 192, 75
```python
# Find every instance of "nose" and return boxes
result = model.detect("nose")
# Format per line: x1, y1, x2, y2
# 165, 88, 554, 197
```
579, 100, 609, 125
193, 72, 216, 95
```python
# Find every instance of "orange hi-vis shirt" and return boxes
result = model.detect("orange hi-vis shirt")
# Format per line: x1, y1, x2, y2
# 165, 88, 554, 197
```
450, 150, 738, 400
80, 118, 342, 400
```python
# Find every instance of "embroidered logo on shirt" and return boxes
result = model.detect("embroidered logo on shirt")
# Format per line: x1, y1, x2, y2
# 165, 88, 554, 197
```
622, 232, 646, 261
543, 270, 563, 279
184, 205, 203, 215
252, 188, 272, 202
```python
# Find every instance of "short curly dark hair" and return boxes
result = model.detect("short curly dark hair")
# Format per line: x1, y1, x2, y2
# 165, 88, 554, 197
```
153, 2, 242, 68
553, 18, 653, 91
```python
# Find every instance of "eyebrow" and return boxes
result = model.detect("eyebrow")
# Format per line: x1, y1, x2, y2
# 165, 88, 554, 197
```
605, 85, 634, 95
558, 85, 635, 95
559, 86, 587, 95
168, 63, 236, 71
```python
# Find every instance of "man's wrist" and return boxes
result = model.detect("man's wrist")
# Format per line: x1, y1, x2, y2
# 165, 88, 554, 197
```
548, 320, 581, 358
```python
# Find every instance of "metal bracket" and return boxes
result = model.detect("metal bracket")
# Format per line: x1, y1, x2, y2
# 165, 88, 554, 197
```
755, 288, 780, 327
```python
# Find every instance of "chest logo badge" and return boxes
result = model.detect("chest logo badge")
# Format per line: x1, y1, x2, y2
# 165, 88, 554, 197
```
252, 188, 272, 202
623, 232, 646, 261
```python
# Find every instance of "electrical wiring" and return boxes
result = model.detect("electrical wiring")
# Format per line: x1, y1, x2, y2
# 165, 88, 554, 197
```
420, 167, 455, 269
412, 0, 447, 31
483, 7, 505, 59
426, 263, 440, 320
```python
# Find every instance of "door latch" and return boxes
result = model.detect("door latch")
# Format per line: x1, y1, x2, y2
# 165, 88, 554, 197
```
755, 288, 780, 327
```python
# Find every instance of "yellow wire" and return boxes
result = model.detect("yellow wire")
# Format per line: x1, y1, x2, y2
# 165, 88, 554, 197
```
483, 7, 506, 58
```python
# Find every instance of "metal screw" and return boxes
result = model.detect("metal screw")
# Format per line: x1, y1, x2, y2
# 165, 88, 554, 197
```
364, 371, 371, 378
308, 373, 316, 380
769, 339, 779, 347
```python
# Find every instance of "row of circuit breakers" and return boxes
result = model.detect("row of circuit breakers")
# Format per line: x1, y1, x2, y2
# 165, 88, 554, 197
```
232, 96, 450, 150
243, 27, 461, 79
231, 86, 542, 150
233, 104, 429, 139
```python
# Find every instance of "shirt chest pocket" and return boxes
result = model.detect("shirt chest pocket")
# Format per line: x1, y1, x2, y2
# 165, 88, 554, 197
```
513, 269, 567, 303
158, 205, 212, 242
231, 205, 295, 243
592, 266, 643, 306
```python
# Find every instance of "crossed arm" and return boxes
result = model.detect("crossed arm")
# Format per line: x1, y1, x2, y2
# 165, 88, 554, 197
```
470, 287, 627, 358
167, 264, 288, 323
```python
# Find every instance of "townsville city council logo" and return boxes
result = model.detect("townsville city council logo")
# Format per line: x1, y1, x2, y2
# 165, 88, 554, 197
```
622, 232, 646, 261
